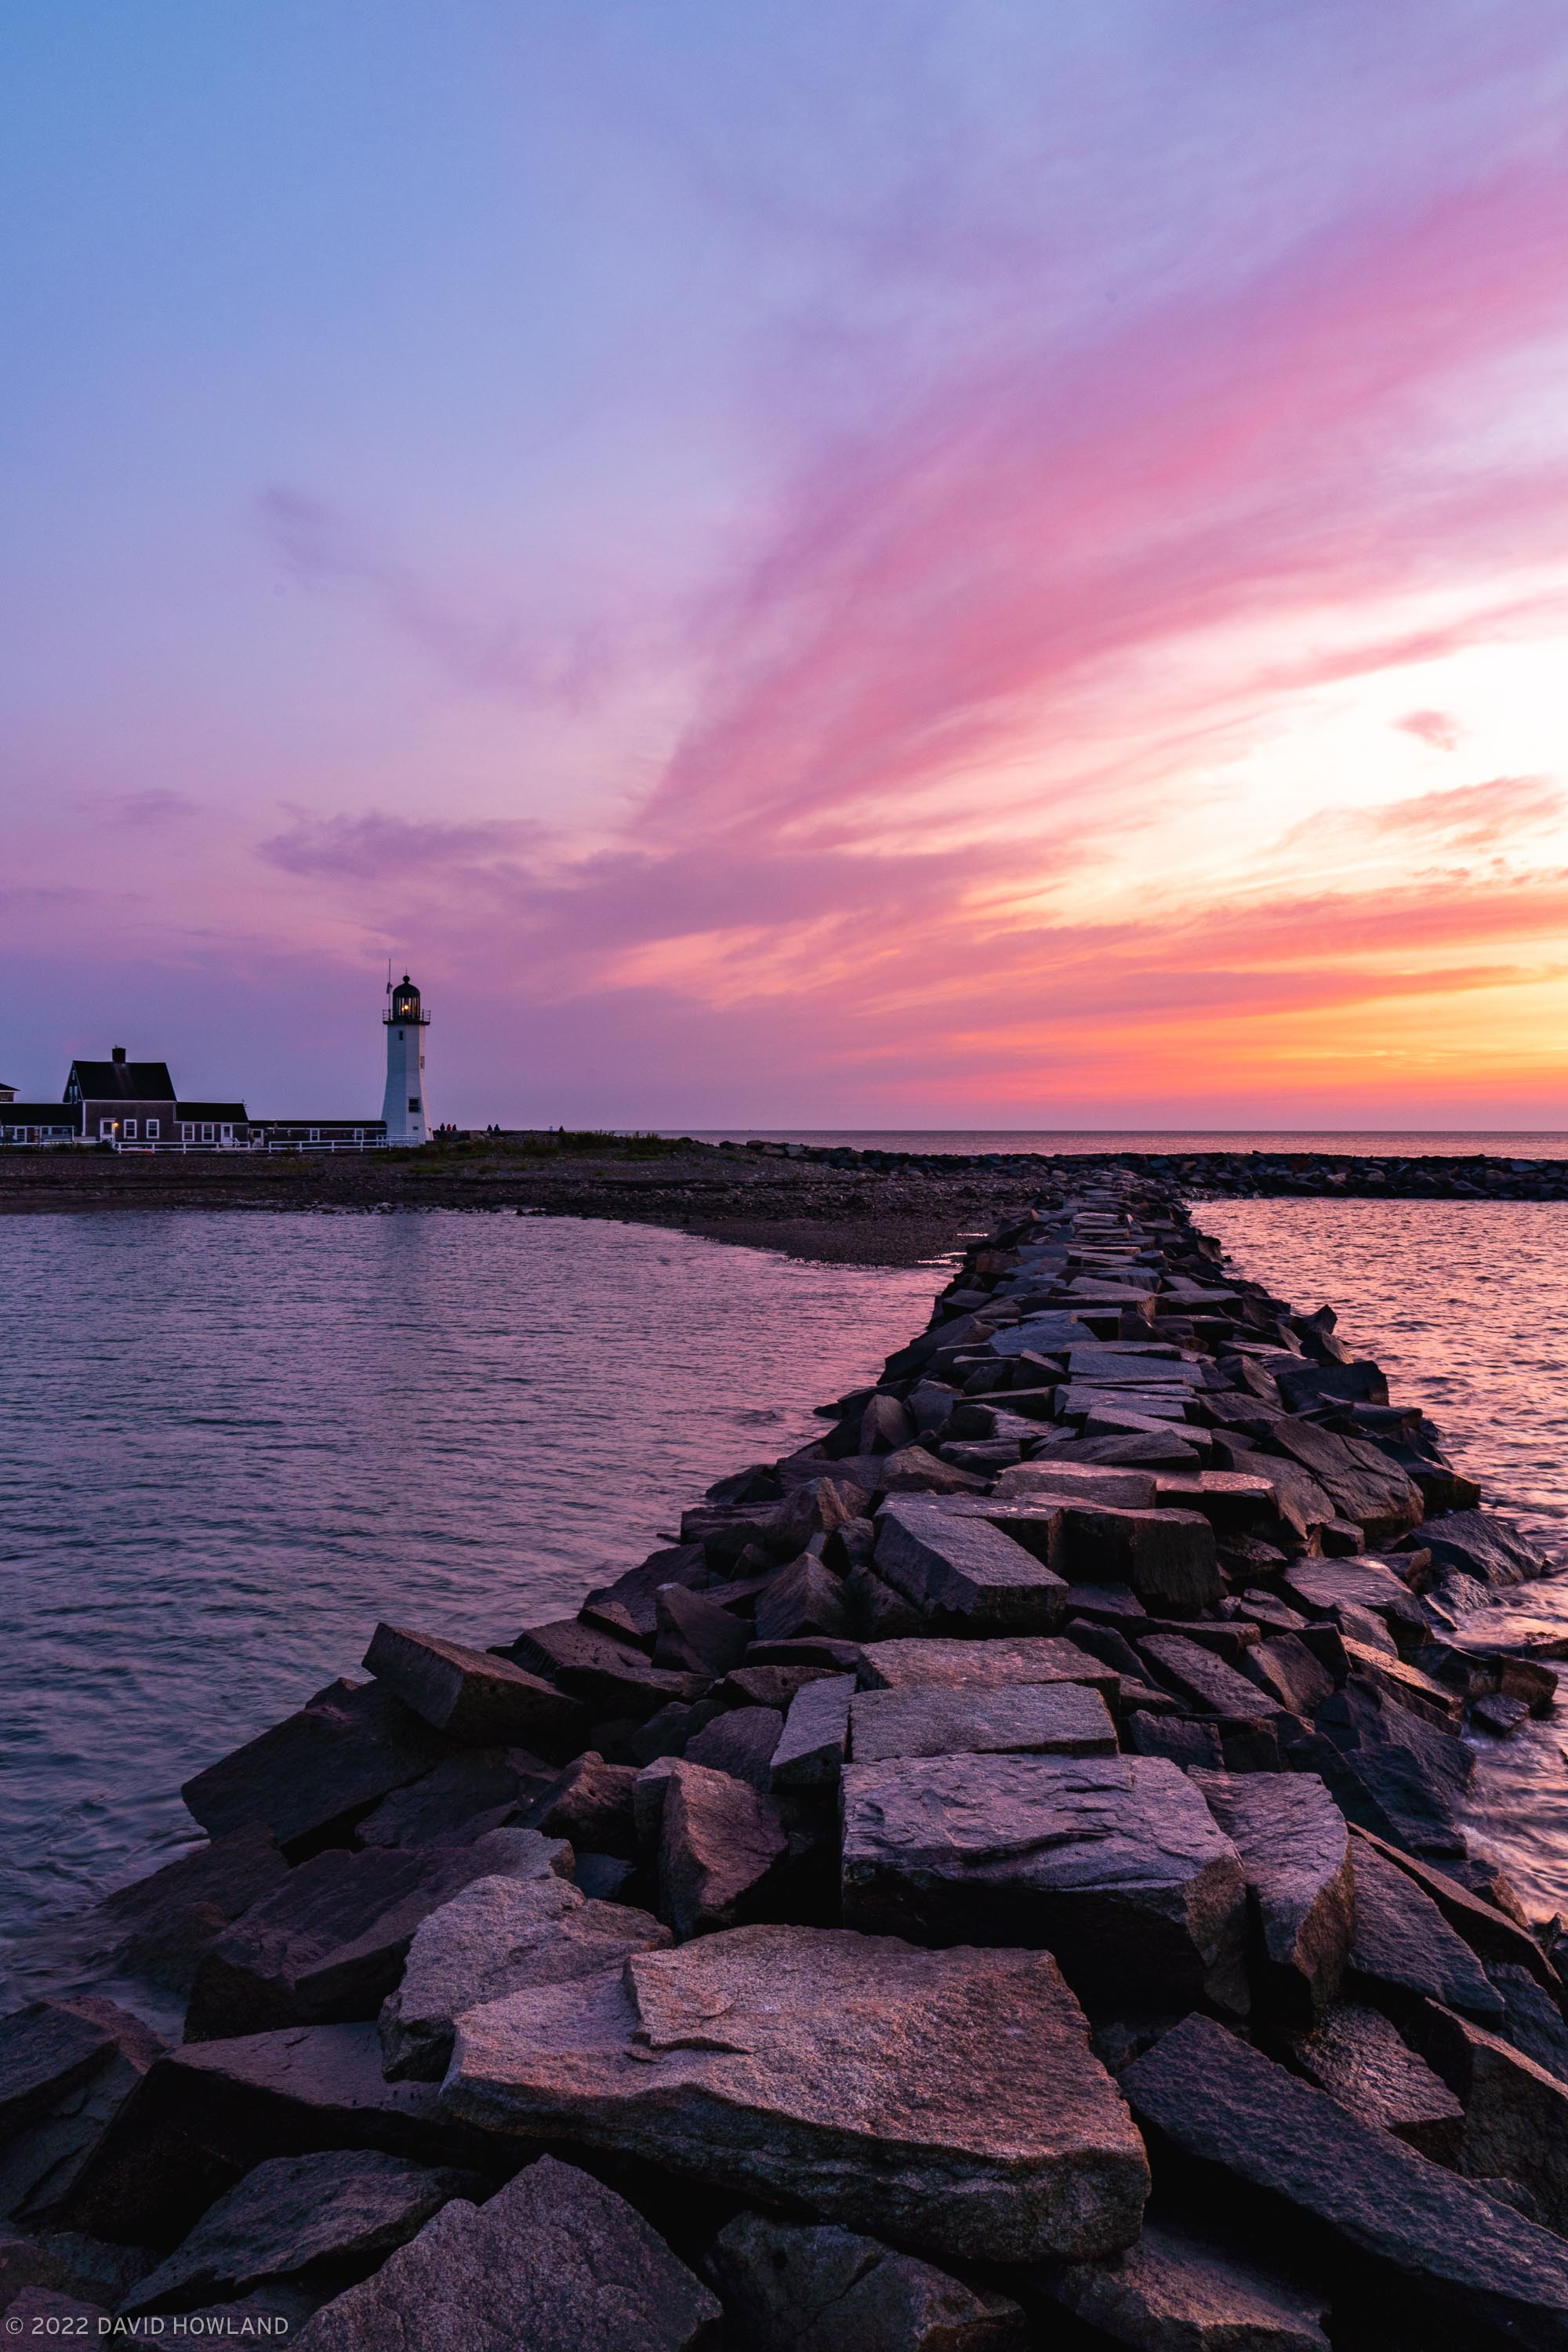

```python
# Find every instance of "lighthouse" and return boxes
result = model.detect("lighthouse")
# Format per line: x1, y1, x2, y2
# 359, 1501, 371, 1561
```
382, 973, 430, 1144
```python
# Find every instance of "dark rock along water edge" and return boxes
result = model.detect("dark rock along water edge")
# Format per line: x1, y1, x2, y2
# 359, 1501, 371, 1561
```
5, 1170, 1568, 2348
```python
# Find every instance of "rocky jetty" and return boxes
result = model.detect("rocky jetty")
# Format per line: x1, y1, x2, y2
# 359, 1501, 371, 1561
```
5, 1170, 1567, 2347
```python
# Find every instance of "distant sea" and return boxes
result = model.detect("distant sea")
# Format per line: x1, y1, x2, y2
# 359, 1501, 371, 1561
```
687, 1129, 1568, 1157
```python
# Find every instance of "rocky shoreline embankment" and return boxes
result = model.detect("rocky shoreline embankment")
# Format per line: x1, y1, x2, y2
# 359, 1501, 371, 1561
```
3, 1136, 1565, 1269
5, 1171, 1568, 2346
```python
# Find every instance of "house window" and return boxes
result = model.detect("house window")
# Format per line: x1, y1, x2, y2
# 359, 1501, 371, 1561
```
310, 1127, 321, 1142
124, 1120, 137, 1139
146, 1120, 159, 1140
201, 1123, 215, 1142
180, 1123, 193, 1141
353, 1127, 363, 1142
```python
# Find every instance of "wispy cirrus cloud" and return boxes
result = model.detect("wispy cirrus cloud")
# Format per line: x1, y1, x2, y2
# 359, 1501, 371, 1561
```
1396, 708, 1464, 751
259, 810, 545, 882
1365, 776, 1563, 851
101, 789, 198, 829
641, 156, 1568, 855
259, 488, 621, 713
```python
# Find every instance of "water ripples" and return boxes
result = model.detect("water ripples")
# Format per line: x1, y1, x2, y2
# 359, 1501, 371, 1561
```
0, 1211, 938, 1994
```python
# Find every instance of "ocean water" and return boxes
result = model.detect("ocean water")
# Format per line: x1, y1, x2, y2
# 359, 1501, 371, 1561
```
0, 1212, 938, 1998
1203, 1200, 1568, 1915
691, 1130, 1568, 1158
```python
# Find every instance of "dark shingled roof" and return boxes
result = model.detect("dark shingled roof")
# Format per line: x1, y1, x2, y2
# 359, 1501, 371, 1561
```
1, 1103, 81, 1126
66, 1061, 176, 1103
176, 1102, 250, 1121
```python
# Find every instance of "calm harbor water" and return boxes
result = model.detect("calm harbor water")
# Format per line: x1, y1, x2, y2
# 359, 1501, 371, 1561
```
4, 1190, 1567, 2005
1203, 1200, 1568, 1915
0, 1212, 937, 1998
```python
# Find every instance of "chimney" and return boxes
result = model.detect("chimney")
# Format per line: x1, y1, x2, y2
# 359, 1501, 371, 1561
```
111, 1046, 126, 1064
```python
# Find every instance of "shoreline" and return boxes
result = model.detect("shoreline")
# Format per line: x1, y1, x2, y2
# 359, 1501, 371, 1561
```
5, 1167, 1568, 2342
0, 1138, 1564, 1272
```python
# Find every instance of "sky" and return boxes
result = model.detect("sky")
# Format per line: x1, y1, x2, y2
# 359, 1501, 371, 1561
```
4, 0, 1568, 1130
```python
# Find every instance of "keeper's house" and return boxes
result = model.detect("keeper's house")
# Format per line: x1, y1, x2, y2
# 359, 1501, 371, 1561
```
0, 1048, 385, 1148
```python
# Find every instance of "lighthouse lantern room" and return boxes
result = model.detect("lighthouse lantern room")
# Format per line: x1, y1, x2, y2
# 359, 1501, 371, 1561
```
382, 973, 430, 1144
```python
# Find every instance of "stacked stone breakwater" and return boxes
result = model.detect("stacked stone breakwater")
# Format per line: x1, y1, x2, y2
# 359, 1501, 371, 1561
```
740, 1138, 1568, 1200
5, 1173, 1568, 2348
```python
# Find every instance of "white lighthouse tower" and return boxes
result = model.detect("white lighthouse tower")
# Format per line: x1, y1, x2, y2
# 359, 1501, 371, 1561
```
382, 972, 430, 1144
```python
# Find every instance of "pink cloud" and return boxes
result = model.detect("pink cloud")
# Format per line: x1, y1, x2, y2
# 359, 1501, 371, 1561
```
1366, 775, 1563, 851
644, 158, 1568, 848
1396, 707, 1463, 750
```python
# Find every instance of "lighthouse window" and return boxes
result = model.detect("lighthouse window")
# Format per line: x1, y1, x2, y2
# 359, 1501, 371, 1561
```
408, 1096, 420, 1112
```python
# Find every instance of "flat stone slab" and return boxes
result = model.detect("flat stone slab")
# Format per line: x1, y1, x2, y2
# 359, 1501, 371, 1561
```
381, 1874, 671, 2082
54, 2024, 499, 2245
848, 1683, 1116, 1762
182, 1679, 452, 1853
993, 1463, 1159, 1508
1056, 1505, 1221, 1615
97, 1827, 291, 1994
364, 1624, 586, 1748
1192, 1772, 1352, 2020
186, 1829, 570, 2041
656, 1759, 789, 1940
445, 1924, 1149, 2263
873, 1499, 1067, 1633
1285, 2002, 1463, 2161
289, 2154, 719, 2352
0, 2000, 162, 2143
1243, 1635, 1334, 1719
1349, 1827, 1553, 1985
508, 1618, 705, 1721
122, 2150, 475, 2314
1419, 1510, 1547, 1587
770, 1675, 854, 1791
1348, 1843, 1503, 2020
521, 1751, 639, 1856
1280, 1559, 1425, 1628
840, 1753, 1247, 2014
991, 1312, 1098, 1358
1139, 1633, 1277, 1721
1058, 1385, 1192, 1421
857, 1637, 1118, 1702
1407, 2002, 1568, 2237
0, 1998, 166, 2228
1036, 2215, 1330, 2350
354, 1749, 550, 1853
1300, 1679, 1472, 1860
1123, 2012, 1568, 2347
707, 2211, 1025, 2350
683, 1706, 783, 1790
